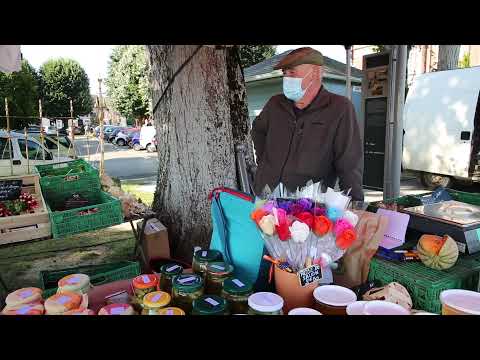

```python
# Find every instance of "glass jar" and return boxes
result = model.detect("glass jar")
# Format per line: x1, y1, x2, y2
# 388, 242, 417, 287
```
205, 262, 234, 295
141, 291, 171, 315
247, 292, 284, 315
172, 274, 204, 314
159, 263, 183, 294
192, 295, 229, 315
132, 274, 159, 302
221, 277, 253, 314
157, 307, 186, 316
192, 249, 222, 277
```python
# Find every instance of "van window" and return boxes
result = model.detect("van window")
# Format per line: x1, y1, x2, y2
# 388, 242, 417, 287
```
0, 137, 13, 159
17, 139, 53, 161
43, 137, 58, 150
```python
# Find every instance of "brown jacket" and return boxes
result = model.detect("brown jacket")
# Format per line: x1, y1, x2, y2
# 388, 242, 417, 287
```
251, 87, 364, 200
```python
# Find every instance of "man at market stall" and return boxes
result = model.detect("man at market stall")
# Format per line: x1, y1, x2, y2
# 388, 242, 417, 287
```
251, 47, 364, 201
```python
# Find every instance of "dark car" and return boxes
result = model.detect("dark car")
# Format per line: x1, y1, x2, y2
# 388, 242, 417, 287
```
107, 127, 127, 142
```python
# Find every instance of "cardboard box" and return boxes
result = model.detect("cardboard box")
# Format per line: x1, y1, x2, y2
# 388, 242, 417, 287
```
137, 218, 170, 262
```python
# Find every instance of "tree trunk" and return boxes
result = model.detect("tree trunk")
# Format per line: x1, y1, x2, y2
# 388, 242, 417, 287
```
437, 45, 461, 71
145, 45, 252, 262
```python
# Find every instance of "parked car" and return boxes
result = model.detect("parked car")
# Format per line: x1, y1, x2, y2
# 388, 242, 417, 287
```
95, 125, 117, 138
129, 132, 141, 151
12, 131, 76, 159
107, 127, 125, 143
139, 126, 156, 153
0, 131, 71, 176
114, 128, 139, 146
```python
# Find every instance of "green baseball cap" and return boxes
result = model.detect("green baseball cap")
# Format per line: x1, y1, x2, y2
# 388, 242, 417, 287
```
273, 47, 324, 70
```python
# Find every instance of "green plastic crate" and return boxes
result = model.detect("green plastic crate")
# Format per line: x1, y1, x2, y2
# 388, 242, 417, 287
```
368, 257, 480, 313
40, 261, 141, 299
46, 190, 124, 238
35, 159, 100, 200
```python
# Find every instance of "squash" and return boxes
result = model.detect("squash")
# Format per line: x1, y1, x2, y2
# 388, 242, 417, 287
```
417, 234, 459, 270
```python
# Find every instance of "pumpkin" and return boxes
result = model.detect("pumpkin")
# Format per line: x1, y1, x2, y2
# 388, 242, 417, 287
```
417, 234, 459, 270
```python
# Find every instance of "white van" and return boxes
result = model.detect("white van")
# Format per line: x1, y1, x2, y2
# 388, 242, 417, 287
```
139, 125, 156, 153
403, 66, 480, 188
0, 131, 71, 177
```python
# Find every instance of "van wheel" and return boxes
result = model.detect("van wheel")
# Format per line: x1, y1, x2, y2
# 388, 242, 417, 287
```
420, 172, 453, 189
133, 144, 142, 151
146, 144, 156, 153
116, 139, 126, 146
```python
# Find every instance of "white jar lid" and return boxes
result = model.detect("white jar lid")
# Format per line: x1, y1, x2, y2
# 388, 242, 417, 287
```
288, 307, 322, 315
248, 292, 284, 313
440, 289, 480, 315
313, 285, 357, 307
363, 300, 410, 315
346, 301, 368, 315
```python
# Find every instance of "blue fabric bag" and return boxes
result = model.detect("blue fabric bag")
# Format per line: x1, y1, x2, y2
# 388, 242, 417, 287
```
209, 187, 272, 291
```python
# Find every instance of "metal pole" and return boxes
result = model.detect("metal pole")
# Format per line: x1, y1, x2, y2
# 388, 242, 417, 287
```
391, 45, 408, 199
69, 99, 77, 158
24, 127, 30, 174
235, 144, 250, 194
5, 98, 13, 176
345, 45, 352, 100
98, 79, 105, 177
56, 121, 60, 162
39, 99, 45, 161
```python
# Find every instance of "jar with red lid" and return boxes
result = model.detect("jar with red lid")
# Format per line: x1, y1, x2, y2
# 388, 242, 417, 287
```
132, 274, 159, 302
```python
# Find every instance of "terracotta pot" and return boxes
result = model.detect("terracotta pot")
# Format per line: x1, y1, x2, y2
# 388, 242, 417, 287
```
274, 265, 317, 313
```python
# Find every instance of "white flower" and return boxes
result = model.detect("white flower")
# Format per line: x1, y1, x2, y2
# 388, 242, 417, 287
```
289, 221, 310, 243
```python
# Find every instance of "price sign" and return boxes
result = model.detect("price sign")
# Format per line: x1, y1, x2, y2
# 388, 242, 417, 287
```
0, 180, 22, 201
298, 264, 322, 287
56, 119, 63, 129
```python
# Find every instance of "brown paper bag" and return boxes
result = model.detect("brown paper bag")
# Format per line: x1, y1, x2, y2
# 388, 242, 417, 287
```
334, 210, 389, 288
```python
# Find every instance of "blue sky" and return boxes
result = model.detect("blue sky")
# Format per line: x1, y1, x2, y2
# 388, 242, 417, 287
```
21, 45, 347, 95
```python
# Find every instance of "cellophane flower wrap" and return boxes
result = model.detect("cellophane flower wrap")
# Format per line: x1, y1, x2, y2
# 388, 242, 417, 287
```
251, 181, 361, 273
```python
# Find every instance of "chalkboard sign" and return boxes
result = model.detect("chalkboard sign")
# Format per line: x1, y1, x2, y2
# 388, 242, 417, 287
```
0, 180, 22, 201
298, 264, 322, 287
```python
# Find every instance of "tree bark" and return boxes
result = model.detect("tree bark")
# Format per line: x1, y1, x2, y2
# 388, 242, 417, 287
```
437, 45, 461, 71
145, 45, 252, 262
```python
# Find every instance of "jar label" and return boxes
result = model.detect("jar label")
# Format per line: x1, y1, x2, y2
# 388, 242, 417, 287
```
19, 289, 33, 298
142, 275, 151, 284
151, 293, 162, 302
17, 305, 32, 315
166, 309, 174, 315
66, 276, 80, 284
166, 265, 180, 272
178, 276, 197, 284
204, 297, 220, 307
201, 251, 207, 257
110, 307, 125, 315
210, 264, 225, 271
57, 295, 71, 305
232, 279, 245, 287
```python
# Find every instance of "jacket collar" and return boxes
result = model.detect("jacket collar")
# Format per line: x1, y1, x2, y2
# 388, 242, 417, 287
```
278, 85, 331, 117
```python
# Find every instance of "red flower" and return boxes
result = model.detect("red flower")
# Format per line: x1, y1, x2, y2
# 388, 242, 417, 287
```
276, 223, 291, 241
336, 229, 357, 250
296, 211, 314, 228
313, 216, 332, 236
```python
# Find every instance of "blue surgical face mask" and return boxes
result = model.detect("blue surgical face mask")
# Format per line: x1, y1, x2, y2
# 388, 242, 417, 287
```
283, 70, 313, 102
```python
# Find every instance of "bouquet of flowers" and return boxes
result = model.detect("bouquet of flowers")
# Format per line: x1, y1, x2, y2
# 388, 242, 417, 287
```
251, 181, 360, 273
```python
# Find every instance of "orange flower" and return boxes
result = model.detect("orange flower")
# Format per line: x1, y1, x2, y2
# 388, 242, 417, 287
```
336, 229, 357, 250
313, 216, 332, 236
251, 208, 268, 224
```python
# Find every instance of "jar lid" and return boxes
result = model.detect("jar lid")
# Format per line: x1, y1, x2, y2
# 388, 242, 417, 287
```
5, 287, 43, 307
158, 307, 186, 315
223, 277, 253, 295
132, 274, 158, 289
193, 249, 222, 262
64, 307, 96, 315
172, 274, 203, 292
160, 263, 184, 276
58, 274, 90, 288
440, 289, 480, 315
2, 303, 44, 315
192, 295, 227, 314
98, 303, 135, 315
44, 291, 83, 314
313, 285, 357, 307
206, 262, 234, 276
248, 292, 284, 313
143, 291, 171, 308
288, 307, 322, 315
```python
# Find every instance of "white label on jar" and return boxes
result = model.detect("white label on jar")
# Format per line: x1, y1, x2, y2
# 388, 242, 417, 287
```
19, 289, 33, 298
166, 265, 180, 272
204, 297, 220, 306
166, 309, 174, 315
66, 276, 80, 284
151, 293, 162, 302
178, 276, 196, 284
17, 305, 32, 315
210, 264, 225, 270
201, 251, 207, 257
110, 307, 125, 315
142, 275, 151, 284
57, 295, 71, 305
232, 279, 245, 287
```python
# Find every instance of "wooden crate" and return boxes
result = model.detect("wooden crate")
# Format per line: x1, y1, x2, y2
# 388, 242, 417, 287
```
0, 174, 51, 245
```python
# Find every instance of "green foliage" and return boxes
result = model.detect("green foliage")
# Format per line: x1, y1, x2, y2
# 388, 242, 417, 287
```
0, 60, 39, 129
373, 45, 387, 53
239, 45, 276, 68
106, 45, 150, 121
39, 58, 93, 117
459, 52, 471, 68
